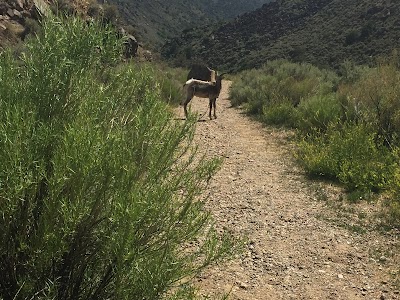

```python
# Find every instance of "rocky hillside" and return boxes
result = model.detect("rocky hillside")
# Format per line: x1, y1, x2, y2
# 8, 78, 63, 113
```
0, 0, 272, 53
0, 0, 98, 50
0, 0, 42, 50
107, 0, 271, 48
162, 0, 400, 72
0, 0, 147, 60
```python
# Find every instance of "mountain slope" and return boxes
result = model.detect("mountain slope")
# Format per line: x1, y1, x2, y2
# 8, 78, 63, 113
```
162, 0, 400, 71
108, 0, 270, 48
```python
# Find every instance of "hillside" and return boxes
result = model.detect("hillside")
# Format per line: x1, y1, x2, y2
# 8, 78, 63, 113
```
161, 0, 400, 72
0, 0, 271, 52
0, 0, 104, 50
107, 0, 271, 48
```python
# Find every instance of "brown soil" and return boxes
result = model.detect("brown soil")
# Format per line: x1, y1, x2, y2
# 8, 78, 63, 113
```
176, 81, 399, 300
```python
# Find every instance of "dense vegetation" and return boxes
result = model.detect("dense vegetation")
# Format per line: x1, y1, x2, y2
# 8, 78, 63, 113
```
107, 0, 271, 48
0, 16, 238, 300
230, 58, 400, 228
162, 0, 400, 72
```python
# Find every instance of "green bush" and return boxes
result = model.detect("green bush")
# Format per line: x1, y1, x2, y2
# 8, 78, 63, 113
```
296, 93, 342, 132
0, 16, 237, 300
262, 100, 298, 127
114, 62, 186, 107
385, 161, 400, 228
386, 196, 400, 229
150, 64, 187, 106
230, 60, 339, 123
338, 59, 400, 146
338, 60, 369, 84
297, 123, 397, 192
229, 69, 275, 108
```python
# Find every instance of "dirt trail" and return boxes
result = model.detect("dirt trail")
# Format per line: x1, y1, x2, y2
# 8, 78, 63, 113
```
176, 81, 399, 300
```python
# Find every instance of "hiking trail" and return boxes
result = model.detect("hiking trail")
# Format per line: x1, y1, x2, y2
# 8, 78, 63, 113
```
176, 80, 399, 300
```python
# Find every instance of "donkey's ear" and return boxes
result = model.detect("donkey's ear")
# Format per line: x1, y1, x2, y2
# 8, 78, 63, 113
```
219, 72, 227, 77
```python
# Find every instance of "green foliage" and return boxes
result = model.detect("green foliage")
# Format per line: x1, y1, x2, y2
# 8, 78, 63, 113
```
337, 60, 370, 84
338, 56, 400, 145
262, 101, 298, 127
21, 17, 121, 125
150, 63, 187, 106
385, 197, 400, 229
117, 0, 269, 47
229, 68, 271, 108
162, 0, 400, 73
230, 60, 339, 129
296, 93, 342, 132
345, 29, 359, 45
114, 62, 186, 107
0, 16, 238, 300
296, 123, 397, 192
385, 161, 400, 228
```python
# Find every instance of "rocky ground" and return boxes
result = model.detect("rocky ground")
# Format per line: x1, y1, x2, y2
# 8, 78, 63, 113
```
176, 81, 399, 299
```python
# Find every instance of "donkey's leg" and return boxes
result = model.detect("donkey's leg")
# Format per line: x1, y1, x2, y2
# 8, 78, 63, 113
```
183, 96, 192, 119
211, 98, 217, 119
209, 98, 213, 120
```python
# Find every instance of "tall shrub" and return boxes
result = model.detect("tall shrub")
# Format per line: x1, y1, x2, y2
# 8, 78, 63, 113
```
229, 60, 338, 125
338, 59, 400, 146
295, 93, 342, 132
296, 123, 397, 192
0, 16, 236, 300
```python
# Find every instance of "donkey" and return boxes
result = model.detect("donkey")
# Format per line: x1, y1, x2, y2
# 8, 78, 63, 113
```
182, 73, 224, 120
